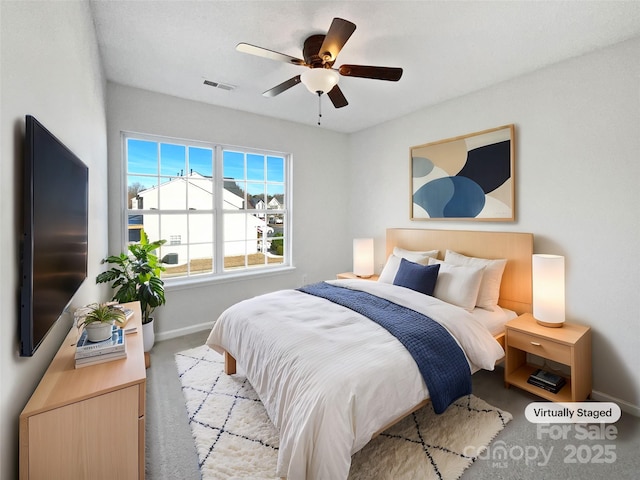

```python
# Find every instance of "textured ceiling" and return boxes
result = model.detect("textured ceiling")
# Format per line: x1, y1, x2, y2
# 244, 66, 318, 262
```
90, 1, 640, 133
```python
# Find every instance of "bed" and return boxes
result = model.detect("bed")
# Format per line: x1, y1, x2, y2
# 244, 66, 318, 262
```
206, 228, 533, 479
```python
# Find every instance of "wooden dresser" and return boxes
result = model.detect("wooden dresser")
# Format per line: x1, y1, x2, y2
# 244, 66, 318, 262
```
19, 302, 146, 479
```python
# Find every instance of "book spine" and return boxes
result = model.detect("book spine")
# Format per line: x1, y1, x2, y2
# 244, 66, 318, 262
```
76, 330, 125, 358
530, 370, 564, 387
527, 381, 557, 393
527, 378, 565, 393
75, 344, 126, 359
530, 377, 558, 387
75, 351, 127, 367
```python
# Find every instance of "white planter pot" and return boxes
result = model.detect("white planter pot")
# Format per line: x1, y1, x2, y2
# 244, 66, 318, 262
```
142, 319, 155, 352
85, 322, 113, 342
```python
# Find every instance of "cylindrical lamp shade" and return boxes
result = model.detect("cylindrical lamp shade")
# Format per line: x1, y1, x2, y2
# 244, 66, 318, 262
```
532, 254, 565, 327
353, 238, 374, 278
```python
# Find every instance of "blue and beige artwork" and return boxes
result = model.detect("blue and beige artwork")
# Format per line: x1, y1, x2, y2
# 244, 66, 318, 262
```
412, 126, 513, 220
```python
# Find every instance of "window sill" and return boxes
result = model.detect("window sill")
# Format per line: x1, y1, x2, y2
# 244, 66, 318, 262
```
164, 265, 296, 292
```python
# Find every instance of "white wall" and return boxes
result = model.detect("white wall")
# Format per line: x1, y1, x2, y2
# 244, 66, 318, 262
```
105, 83, 352, 338
0, 1, 108, 479
348, 37, 640, 413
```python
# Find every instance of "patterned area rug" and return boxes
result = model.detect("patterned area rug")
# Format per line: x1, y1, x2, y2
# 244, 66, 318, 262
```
176, 345, 512, 480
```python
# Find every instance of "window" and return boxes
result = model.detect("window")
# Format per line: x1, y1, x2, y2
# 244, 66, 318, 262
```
124, 133, 290, 281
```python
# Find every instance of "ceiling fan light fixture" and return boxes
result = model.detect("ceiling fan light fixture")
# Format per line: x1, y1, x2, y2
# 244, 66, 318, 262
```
300, 68, 339, 94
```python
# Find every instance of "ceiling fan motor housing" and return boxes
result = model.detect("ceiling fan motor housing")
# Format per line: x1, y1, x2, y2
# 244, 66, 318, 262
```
303, 34, 330, 67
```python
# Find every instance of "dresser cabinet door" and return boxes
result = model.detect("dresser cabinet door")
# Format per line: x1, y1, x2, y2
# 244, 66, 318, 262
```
27, 385, 140, 479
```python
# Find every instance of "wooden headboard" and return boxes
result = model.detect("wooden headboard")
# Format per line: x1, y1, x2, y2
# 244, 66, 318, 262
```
386, 228, 533, 314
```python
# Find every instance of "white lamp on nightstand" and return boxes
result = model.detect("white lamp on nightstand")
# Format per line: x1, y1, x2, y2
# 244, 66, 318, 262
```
353, 238, 374, 278
532, 254, 565, 328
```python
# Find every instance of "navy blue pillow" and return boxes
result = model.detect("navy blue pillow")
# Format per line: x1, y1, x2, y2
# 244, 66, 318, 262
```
393, 258, 440, 296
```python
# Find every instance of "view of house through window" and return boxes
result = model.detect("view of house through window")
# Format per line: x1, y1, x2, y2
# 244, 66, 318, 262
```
125, 133, 289, 280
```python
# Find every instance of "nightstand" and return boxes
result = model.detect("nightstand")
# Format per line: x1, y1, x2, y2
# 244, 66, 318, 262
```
504, 313, 591, 401
336, 272, 380, 281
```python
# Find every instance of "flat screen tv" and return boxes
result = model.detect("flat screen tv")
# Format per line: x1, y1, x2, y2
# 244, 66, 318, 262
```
20, 115, 89, 357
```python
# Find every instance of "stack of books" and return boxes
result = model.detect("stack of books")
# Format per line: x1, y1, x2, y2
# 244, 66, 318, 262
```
75, 325, 127, 368
527, 368, 566, 394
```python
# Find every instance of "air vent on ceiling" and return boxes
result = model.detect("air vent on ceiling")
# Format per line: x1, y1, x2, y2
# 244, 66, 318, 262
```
203, 80, 236, 91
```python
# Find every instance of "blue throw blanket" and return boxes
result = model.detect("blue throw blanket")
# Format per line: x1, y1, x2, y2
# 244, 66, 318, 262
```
298, 282, 471, 413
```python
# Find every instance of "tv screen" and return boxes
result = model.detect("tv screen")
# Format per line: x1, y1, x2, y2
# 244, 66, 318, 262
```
20, 115, 88, 357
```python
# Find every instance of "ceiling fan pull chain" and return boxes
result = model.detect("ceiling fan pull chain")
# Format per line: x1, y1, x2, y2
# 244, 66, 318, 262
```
317, 91, 322, 125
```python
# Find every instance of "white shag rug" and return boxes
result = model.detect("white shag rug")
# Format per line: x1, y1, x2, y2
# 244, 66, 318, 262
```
176, 345, 512, 480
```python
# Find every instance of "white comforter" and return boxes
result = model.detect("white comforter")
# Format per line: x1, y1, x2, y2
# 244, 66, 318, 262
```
206, 279, 504, 480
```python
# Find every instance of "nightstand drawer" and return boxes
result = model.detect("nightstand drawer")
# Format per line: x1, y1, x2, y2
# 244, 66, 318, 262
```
507, 329, 571, 364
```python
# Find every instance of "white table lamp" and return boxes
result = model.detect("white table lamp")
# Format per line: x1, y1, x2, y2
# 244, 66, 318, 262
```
532, 254, 565, 328
353, 238, 374, 278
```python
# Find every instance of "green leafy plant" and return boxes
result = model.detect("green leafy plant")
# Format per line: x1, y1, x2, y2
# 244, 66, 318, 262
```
76, 303, 125, 330
96, 229, 167, 324
269, 237, 284, 256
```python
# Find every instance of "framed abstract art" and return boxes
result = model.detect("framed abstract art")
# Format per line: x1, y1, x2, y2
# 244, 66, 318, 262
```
410, 124, 515, 221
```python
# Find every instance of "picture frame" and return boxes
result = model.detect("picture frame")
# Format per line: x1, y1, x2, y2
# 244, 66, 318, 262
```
410, 124, 515, 221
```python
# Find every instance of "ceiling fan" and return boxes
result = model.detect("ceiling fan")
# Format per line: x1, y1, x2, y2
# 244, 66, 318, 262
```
237, 17, 403, 113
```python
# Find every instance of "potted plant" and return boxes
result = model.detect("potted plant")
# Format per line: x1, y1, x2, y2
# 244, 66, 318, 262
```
96, 229, 167, 351
76, 303, 126, 342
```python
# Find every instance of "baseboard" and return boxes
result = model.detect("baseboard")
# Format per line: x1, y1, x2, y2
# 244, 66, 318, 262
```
156, 321, 214, 342
591, 389, 640, 418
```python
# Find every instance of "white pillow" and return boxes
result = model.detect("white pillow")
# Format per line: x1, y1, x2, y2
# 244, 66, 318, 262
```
379, 248, 439, 284
444, 250, 507, 310
378, 255, 404, 283
428, 258, 485, 311
392, 247, 439, 264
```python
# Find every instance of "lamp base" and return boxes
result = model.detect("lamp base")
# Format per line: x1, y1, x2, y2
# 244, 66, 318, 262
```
356, 274, 373, 279
536, 319, 564, 328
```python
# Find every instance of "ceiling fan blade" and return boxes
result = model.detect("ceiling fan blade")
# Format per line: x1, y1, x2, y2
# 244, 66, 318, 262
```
319, 18, 356, 64
339, 64, 403, 81
262, 76, 302, 97
327, 85, 348, 108
237, 43, 305, 65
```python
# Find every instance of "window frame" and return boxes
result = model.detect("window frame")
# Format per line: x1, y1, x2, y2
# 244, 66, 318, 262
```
120, 131, 293, 286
